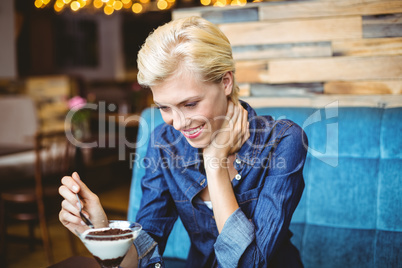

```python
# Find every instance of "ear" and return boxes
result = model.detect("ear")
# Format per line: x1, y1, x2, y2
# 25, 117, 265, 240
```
222, 72, 234, 97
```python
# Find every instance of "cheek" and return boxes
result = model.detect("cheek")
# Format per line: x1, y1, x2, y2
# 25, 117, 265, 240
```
188, 110, 215, 126
161, 113, 173, 126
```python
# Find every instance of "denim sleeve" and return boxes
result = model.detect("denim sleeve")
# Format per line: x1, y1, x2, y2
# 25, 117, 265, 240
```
214, 123, 308, 267
214, 208, 255, 267
133, 230, 164, 268
133, 138, 179, 267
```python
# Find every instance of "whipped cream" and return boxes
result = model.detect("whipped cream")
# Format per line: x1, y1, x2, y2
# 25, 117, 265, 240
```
81, 227, 134, 260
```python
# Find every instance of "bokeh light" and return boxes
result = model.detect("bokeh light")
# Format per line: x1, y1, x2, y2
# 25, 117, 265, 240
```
70, 1, 81, 10
132, 2, 142, 13
104, 4, 114, 14
35, 0, 251, 13
113, 0, 123, 10
157, 0, 167, 10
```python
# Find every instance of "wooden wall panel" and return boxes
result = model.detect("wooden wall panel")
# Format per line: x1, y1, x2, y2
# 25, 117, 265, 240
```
324, 81, 402, 95
236, 56, 402, 83
232, 42, 332, 60
173, 0, 402, 98
268, 56, 402, 83
219, 16, 362, 46
235, 61, 268, 83
363, 13, 402, 38
332, 37, 402, 56
202, 7, 259, 24
260, 0, 402, 21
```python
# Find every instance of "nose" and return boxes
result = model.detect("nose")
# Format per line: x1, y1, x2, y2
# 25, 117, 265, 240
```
171, 109, 188, 131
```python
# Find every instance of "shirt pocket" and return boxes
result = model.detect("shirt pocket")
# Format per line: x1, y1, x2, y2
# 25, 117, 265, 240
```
235, 184, 264, 220
174, 199, 201, 234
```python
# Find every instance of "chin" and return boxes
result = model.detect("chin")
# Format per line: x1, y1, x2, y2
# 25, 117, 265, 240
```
186, 138, 209, 149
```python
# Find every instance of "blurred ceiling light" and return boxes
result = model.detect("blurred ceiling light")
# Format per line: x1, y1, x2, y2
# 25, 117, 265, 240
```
106, 0, 114, 7
132, 2, 142, 13
70, 1, 81, 10
157, 0, 168, 10
104, 5, 114, 14
56, 0, 65, 7
93, 0, 103, 8
123, 1, 132, 8
213, 0, 226, 7
54, 2, 64, 11
34, 0, 43, 8
78, 0, 87, 7
113, 0, 123, 10
35, 0, 255, 14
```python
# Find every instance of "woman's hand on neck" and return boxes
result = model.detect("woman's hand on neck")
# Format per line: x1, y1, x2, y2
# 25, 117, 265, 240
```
202, 101, 250, 162
201, 101, 250, 233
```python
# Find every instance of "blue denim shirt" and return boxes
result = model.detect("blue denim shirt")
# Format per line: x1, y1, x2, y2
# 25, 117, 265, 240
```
132, 101, 308, 268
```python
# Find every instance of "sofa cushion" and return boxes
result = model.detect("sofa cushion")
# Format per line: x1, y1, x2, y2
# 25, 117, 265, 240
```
377, 159, 402, 232
380, 108, 402, 159
302, 225, 376, 268
306, 157, 379, 229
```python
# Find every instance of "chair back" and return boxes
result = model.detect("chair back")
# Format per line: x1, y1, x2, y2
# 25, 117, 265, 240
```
34, 130, 76, 194
0, 96, 38, 148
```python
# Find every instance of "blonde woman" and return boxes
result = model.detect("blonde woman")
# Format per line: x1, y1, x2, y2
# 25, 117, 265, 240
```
59, 16, 307, 268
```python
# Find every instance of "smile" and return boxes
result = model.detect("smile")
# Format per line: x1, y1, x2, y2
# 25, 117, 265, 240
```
182, 124, 204, 139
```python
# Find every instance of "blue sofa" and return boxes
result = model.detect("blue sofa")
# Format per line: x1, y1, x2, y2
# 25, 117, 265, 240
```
128, 103, 402, 267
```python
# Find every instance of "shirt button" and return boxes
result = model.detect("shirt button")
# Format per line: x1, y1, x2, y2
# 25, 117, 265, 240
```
235, 158, 241, 164
155, 263, 161, 268
200, 178, 206, 186
235, 174, 241, 180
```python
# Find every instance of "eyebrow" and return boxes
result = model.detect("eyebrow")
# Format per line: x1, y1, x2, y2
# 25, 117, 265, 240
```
154, 96, 200, 107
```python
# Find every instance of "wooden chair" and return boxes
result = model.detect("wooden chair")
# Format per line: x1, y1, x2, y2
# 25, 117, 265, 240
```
0, 130, 77, 266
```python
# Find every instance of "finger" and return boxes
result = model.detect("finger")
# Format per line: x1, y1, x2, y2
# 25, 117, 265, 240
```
59, 210, 89, 236
61, 199, 80, 216
226, 103, 239, 138
59, 185, 81, 210
226, 101, 234, 120
61, 176, 79, 194
243, 122, 250, 144
242, 107, 248, 127
59, 208, 85, 227
233, 104, 244, 136
232, 103, 241, 122
242, 109, 249, 141
71, 172, 95, 200
231, 107, 249, 152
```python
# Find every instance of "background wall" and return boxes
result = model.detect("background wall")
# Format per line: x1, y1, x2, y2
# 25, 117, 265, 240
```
173, 0, 402, 102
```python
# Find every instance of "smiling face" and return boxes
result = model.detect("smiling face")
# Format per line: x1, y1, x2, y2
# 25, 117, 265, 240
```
151, 70, 233, 148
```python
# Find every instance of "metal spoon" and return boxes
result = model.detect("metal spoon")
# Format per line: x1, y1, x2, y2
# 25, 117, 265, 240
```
76, 193, 94, 228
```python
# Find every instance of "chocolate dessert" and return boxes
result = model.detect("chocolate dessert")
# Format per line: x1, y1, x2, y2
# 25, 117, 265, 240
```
83, 228, 135, 268
78, 221, 141, 268
86, 228, 133, 241
93, 255, 125, 268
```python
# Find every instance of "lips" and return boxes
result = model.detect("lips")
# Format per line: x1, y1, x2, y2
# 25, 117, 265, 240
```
182, 124, 204, 139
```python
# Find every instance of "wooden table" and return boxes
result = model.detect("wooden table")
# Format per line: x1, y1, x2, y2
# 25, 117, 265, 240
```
48, 256, 100, 268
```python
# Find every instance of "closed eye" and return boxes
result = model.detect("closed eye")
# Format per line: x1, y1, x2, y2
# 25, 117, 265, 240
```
156, 106, 170, 112
184, 102, 197, 108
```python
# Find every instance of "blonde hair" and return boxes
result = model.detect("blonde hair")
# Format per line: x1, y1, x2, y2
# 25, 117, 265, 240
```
137, 16, 239, 103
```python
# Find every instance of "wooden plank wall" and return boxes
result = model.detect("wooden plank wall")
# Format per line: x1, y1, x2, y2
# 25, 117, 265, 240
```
172, 0, 402, 98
